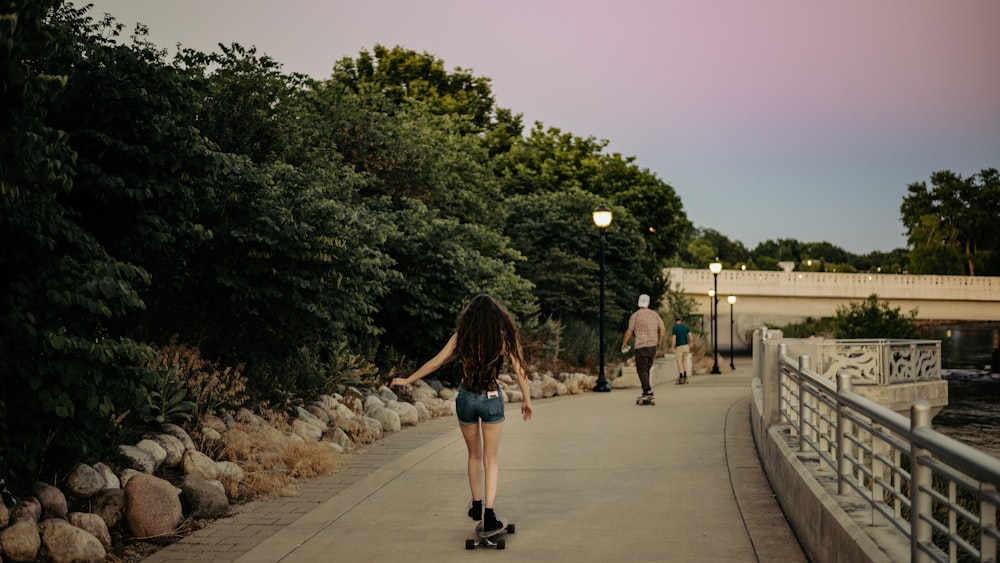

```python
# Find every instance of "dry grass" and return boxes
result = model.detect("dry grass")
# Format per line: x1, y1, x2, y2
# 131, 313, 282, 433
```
201, 409, 344, 500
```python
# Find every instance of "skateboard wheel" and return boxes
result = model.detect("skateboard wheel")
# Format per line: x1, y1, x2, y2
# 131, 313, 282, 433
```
466, 539, 475, 550
507, 523, 515, 534
497, 539, 506, 549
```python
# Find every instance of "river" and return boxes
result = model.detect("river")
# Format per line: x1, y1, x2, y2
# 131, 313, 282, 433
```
922, 322, 1000, 459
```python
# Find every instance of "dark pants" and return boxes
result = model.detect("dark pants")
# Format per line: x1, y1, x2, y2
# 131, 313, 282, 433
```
635, 346, 657, 394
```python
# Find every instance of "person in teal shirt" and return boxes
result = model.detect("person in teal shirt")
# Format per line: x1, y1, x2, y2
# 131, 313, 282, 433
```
670, 317, 691, 384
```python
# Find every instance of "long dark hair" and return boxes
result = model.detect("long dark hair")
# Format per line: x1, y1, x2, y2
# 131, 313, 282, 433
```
455, 295, 524, 392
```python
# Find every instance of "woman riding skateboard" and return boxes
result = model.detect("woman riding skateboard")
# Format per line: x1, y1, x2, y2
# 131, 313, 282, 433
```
391, 294, 533, 535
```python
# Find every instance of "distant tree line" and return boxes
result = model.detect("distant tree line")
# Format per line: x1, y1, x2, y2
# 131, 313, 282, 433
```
677, 166, 999, 277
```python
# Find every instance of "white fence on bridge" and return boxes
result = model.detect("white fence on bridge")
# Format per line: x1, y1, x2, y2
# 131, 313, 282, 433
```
666, 268, 1000, 332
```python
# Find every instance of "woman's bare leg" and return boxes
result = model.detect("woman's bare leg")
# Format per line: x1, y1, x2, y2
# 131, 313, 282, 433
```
480, 421, 504, 508
460, 422, 483, 501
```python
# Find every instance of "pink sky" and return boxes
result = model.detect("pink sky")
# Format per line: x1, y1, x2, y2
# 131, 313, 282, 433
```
84, 0, 1000, 254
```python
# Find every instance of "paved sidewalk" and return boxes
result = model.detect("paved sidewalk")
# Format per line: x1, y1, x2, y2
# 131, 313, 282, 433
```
144, 361, 806, 562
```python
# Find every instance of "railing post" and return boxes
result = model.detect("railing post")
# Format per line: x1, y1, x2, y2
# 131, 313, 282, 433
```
871, 422, 887, 526
982, 482, 997, 563
765, 340, 785, 426
910, 400, 932, 563
837, 370, 853, 495
798, 355, 810, 452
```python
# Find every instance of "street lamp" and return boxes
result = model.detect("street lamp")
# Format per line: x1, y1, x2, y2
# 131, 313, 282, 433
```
709, 259, 722, 374
592, 205, 613, 392
727, 295, 736, 370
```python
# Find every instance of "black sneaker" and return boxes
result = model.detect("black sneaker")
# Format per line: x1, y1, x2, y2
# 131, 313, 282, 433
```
482, 514, 506, 536
468, 500, 482, 521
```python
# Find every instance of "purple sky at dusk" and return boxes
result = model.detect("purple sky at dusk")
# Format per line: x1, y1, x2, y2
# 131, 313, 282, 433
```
84, 0, 1000, 255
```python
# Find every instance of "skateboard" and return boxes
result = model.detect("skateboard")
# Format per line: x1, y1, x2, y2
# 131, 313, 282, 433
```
636, 394, 655, 406
675, 377, 688, 385
466, 520, 515, 550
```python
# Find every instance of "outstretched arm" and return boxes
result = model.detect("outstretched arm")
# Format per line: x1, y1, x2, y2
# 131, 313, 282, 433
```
511, 353, 533, 421
390, 333, 457, 387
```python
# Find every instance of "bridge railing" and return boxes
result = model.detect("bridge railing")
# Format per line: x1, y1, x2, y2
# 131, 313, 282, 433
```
780, 338, 941, 385
776, 343, 1000, 562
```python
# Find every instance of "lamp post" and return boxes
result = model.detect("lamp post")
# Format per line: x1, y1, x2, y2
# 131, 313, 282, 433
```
592, 205, 613, 392
727, 295, 736, 370
709, 259, 722, 374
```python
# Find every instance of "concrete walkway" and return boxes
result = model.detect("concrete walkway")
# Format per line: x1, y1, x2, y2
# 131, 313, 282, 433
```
143, 361, 807, 562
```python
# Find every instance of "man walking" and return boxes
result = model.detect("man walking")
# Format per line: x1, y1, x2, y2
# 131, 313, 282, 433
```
670, 317, 691, 384
621, 294, 665, 399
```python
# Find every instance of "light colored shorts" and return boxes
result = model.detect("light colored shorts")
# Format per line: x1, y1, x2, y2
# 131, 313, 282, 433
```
675, 344, 690, 358
456, 386, 505, 425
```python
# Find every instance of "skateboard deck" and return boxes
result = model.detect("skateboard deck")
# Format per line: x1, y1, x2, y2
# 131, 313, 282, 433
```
466, 520, 515, 550
636, 395, 654, 406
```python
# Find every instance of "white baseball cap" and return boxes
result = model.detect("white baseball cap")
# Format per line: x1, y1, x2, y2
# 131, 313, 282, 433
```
638, 294, 650, 308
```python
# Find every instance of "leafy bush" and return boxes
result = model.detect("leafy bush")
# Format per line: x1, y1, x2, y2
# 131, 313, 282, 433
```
776, 317, 836, 338
149, 339, 248, 425
142, 365, 196, 425
520, 316, 566, 373
834, 294, 921, 339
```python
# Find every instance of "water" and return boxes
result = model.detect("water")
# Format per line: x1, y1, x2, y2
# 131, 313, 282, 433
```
922, 322, 1000, 459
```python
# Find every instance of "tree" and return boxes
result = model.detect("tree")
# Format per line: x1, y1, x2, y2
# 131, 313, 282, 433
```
504, 190, 662, 327
332, 44, 499, 133
901, 169, 1000, 276
0, 1, 154, 494
682, 228, 750, 269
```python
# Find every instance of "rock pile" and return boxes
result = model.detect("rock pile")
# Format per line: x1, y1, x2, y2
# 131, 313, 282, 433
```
0, 370, 594, 561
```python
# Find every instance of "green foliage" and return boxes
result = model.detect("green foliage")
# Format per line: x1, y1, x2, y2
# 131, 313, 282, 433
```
374, 198, 535, 365
833, 294, 921, 339
681, 228, 751, 269
142, 365, 196, 425
0, 0, 156, 494
520, 316, 567, 373
664, 281, 700, 329
332, 44, 499, 132
775, 317, 836, 338
901, 169, 1000, 276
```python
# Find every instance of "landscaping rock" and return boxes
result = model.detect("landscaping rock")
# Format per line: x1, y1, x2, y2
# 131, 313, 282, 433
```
124, 473, 182, 539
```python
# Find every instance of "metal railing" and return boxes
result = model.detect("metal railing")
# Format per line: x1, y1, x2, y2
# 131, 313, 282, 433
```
777, 343, 1000, 562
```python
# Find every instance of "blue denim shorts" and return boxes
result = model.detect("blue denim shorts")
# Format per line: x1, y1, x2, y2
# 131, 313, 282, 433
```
456, 386, 505, 425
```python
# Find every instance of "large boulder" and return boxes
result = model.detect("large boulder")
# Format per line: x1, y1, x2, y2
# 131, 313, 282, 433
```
291, 418, 323, 442
68, 512, 112, 548
372, 407, 401, 433
327, 427, 354, 452
136, 438, 168, 471
93, 462, 120, 490
146, 433, 186, 467
181, 450, 220, 480
124, 473, 182, 538
179, 475, 230, 519
0, 521, 41, 562
160, 422, 196, 451
64, 463, 106, 499
386, 400, 419, 426
118, 444, 155, 473
40, 517, 105, 563
11, 496, 41, 523
31, 482, 67, 519
90, 488, 126, 529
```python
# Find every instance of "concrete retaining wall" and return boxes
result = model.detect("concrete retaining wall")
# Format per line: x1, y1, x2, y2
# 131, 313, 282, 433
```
612, 356, 678, 389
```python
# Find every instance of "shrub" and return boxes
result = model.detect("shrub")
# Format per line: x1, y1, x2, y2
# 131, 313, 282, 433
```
834, 294, 921, 339
147, 338, 248, 427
